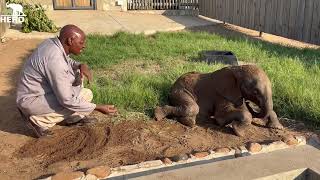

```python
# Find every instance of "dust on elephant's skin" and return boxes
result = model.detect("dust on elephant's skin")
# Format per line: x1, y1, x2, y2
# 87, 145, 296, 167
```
154, 65, 283, 137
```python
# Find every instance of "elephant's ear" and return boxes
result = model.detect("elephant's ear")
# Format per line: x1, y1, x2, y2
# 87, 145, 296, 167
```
215, 68, 243, 106
230, 66, 257, 94
240, 78, 256, 91
229, 65, 244, 81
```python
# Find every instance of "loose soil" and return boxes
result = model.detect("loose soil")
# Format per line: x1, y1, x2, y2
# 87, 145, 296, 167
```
0, 25, 318, 179
15, 115, 311, 179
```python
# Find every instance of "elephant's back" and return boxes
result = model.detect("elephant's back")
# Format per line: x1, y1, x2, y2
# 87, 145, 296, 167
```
172, 71, 201, 90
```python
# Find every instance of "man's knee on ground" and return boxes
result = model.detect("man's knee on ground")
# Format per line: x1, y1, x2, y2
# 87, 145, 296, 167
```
80, 88, 93, 102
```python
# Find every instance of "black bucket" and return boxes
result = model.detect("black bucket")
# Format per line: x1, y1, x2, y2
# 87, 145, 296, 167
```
201, 51, 238, 65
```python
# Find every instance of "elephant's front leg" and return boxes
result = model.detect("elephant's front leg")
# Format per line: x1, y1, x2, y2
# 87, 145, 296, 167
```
265, 110, 284, 130
215, 104, 253, 137
245, 102, 283, 130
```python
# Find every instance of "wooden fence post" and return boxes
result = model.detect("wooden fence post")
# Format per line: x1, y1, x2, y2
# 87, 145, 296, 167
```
0, 0, 8, 39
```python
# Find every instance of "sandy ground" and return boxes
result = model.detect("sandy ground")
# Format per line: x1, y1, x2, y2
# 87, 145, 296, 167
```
0, 39, 43, 179
0, 26, 317, 179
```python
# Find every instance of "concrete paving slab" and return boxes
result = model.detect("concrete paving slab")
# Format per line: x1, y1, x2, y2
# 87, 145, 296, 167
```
4, 11, 218, 39
107, 145, 320, 180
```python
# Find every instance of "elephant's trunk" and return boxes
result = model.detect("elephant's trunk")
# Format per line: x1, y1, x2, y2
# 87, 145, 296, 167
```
257, 93, 273, 119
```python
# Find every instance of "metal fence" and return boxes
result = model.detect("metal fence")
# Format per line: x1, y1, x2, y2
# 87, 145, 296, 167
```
128, 0, 199, 10
199, 0, 320, 45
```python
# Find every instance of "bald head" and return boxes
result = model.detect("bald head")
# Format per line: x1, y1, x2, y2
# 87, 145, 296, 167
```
59, 24, 85, 40
58, 25, 86, 55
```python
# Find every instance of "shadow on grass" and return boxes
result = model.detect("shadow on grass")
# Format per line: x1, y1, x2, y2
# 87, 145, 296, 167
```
186, 24, 320, 68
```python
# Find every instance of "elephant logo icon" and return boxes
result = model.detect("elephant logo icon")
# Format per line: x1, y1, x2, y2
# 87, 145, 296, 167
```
0, 3, 26, 23
5, 3, 25, 16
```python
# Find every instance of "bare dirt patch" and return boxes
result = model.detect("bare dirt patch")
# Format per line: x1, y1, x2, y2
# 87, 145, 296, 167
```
96, 60, 162, 81
0, 39, 43, 180
15, 114, 311, 179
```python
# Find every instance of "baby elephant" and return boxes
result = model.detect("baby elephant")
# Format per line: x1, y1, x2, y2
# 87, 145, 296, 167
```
154, 64, 283, 136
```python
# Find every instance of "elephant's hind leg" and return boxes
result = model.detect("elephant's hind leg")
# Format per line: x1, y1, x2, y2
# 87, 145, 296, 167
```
154, 105, 199, 127
154, 89, 199, 127
155, 105, 198, 121
154, 105, 172, 121
177, 116, 197, 127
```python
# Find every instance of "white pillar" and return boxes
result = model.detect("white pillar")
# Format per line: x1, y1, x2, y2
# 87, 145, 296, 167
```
120, 0, 127, 11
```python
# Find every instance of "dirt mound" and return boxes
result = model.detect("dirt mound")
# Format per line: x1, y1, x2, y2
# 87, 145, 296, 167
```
17, 117, 301, 171
18, 125, 111, 165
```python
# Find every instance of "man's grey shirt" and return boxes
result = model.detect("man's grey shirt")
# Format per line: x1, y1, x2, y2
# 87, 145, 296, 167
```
16, 38, 96, 116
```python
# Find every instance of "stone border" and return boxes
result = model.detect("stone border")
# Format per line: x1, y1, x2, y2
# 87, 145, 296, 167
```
40, 134, 320, 180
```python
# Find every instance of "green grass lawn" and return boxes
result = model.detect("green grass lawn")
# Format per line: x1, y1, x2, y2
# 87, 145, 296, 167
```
75, 31, 320, 127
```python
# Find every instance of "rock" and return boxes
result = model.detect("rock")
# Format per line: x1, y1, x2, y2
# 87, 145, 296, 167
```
47, 162, 73, 172
308, 134, 320, 145
295, 136, 307, 145
246, 143, 262, 153
234, 148, 242, 158
312, 134, 320, 143
193, 151, 209, 158
1, 38, 6, 43
82, 174, 97, 180
283, 135, 298, 146
214, 147, 230, 153
161, 157, 173, 164
86, 166, 111, 179
52, 171, 84, 180
262, 141, 288, 152
237, 146, 250, 157
233, 146, 249, 157
296, 122, 305, 128
239, 146, 248, 152
39, 177, 52, 180
137, 160, 163, 168
115, 164, 139, 171
170, 153, 189, 162
270, 141, 287, 147
72, 160, 102, 170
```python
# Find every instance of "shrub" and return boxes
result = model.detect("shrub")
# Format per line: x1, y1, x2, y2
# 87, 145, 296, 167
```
5, 0, 58, 33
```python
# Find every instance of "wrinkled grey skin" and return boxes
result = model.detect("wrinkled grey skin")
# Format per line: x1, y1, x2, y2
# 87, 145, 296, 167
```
154, 64, 283, 136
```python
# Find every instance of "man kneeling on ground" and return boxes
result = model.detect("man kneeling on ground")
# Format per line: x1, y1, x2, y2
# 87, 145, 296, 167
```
16, 24, 117, 137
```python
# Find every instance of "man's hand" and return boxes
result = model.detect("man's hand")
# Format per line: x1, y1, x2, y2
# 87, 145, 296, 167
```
80, 64, 93, 84
95, 104, 118, 115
